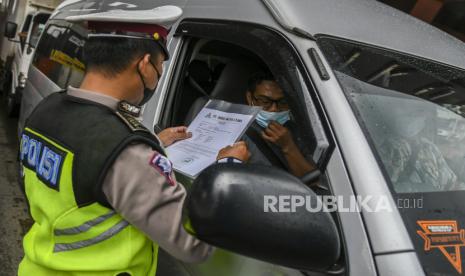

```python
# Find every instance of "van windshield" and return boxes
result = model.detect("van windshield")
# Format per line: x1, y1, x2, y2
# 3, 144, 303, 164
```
318, 36, 465, 194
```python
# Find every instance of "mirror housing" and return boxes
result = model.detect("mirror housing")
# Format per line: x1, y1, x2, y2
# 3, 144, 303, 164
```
186, 163, 341, 270
5, 22, 18, 39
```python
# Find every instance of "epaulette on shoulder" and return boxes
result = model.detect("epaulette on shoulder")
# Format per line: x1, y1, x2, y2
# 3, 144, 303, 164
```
115, 111, 150, 133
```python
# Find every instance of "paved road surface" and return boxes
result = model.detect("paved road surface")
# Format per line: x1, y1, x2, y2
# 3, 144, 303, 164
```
0, 97, 31, 275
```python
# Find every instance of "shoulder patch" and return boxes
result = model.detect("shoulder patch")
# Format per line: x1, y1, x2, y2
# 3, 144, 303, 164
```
118, 101, 141, 117
115, 111, 150, 133
149, 152, 176, 186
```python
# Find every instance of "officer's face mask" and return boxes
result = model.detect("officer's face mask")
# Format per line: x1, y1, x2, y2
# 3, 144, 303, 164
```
255, 110, 291, 128
137, 58, 162, 106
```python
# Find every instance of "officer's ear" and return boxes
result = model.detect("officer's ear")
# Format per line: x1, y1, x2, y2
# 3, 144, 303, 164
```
137, 54, 152, 76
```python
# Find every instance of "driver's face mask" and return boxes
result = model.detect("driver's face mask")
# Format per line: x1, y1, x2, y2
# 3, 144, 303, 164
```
255, 109, 291, 128
251, 98, 291, 128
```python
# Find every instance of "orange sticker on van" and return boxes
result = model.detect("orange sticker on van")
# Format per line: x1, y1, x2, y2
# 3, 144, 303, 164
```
417, 220, 465, 274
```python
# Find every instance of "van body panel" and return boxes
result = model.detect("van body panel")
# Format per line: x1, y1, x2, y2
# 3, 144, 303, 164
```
326, 148, 377, 275
18, 64, 60, 135
376, 252, 424, 276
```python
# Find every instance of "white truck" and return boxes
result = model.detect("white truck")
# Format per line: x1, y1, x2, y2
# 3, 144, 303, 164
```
0, 0, 58, 116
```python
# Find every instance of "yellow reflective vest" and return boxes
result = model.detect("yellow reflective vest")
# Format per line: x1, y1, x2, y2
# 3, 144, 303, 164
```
18, 92, 164, 275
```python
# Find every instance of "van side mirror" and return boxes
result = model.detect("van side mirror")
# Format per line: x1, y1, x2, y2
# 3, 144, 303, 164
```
5, 22, 18, 39
186, 163, 341, 271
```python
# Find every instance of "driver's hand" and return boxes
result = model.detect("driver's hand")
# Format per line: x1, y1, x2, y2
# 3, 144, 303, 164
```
217, 141, 250, 162
159, 126, 192, 147
262, 121, 296, 153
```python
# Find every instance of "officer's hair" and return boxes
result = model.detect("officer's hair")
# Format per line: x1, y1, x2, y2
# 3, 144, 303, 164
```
83, 37, 163, 77
247, 71, 276, 93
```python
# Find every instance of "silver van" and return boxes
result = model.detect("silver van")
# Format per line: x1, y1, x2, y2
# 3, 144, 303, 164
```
18, 0, 465, 275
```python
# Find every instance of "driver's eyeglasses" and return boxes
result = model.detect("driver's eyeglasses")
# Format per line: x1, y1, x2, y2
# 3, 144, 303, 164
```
252, 95, 289, 109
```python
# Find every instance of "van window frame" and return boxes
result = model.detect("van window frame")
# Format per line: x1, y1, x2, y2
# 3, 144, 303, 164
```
160, 19, 334, 169
157, 36, 194, 128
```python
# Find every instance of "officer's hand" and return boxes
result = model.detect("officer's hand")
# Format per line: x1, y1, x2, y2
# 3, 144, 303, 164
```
217, 141, 250, 162
159, 126, 192, 147
262, 121, 296, 153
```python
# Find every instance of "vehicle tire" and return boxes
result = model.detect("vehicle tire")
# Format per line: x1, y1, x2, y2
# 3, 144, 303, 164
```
5, 75, 20, 117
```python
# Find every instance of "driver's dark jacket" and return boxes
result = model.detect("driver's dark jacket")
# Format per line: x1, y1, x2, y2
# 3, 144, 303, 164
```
242, 121, 307, 170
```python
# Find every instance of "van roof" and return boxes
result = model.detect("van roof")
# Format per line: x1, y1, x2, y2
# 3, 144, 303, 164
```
52, 0, 465, 69
268, 0, 465, 70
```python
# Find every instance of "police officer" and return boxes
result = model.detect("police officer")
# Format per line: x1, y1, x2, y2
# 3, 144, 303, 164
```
18, 5, 249, 276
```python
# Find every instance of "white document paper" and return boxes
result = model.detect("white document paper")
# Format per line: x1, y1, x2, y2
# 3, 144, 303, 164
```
166, 100, 260, 178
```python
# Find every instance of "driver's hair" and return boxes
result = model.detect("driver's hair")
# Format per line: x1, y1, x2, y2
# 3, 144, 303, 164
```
247, 71, 276, 93
83, 37, 163, 78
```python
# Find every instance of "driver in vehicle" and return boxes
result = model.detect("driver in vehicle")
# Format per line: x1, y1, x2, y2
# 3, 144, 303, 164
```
242, 72, 316, 177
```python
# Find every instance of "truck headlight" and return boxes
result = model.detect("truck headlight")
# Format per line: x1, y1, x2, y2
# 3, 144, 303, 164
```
18, 72, 27, 88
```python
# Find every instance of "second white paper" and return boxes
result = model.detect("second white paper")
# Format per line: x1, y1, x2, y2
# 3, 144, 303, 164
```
166, 104, 257, 178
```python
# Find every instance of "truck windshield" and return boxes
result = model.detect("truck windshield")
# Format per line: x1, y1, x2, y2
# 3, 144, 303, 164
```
318, 36, 465, 194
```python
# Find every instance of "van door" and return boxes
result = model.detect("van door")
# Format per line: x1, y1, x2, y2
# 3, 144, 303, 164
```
147, 19, 370, 276
20, 13, 50, 80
